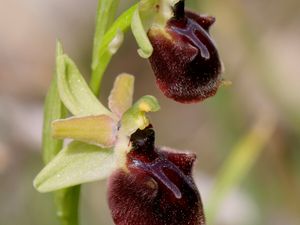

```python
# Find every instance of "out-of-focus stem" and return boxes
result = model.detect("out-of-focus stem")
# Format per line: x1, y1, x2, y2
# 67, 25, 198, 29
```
206, 115, 276, 224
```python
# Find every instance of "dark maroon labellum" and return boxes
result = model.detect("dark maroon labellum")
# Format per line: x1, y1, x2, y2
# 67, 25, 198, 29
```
148, 0, 222, 103
108, 126, 205, 225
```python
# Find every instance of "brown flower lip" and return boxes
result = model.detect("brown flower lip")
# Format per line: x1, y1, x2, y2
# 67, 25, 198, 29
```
108, 126, 206, 225
148, 0, 222, 103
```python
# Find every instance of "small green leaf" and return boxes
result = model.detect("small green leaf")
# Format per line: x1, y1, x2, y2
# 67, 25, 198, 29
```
206, 117, 276, 223
56, 49, 111, 116
42, 75, 68, 164
52, 115, 118, 147
121, 95, 160, 135
42, 42, 68, 164
34, 141, 116, 193
108, 73, 134, 118
90, 4, 138, 94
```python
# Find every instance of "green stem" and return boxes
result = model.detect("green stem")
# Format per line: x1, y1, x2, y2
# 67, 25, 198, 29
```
206, 116, 276, 224
54, 187, 81, 225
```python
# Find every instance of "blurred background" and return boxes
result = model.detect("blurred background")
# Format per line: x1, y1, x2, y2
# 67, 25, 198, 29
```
0, 0, 299, 224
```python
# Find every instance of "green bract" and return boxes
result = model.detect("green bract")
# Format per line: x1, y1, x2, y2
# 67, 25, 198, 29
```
131, 4, 154, 58
130, 0, 181, 58
34, 43, 160, 193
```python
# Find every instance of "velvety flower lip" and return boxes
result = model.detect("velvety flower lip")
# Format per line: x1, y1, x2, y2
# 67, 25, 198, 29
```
148, 0, 222, 103
108, 126, 206, 225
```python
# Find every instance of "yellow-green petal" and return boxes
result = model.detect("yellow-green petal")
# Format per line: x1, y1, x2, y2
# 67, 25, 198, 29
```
52, 115, 117, 147
121, 95, 160, 135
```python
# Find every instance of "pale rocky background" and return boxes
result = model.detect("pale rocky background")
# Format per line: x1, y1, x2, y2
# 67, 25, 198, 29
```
0, 0, 300, 225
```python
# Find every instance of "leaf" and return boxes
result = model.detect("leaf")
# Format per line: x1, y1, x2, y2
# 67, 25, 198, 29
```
42, 42, 68, 164
96, 4, 138, 60
52, 115, 118, 147
92, 0, 120, 70
121, 95, 160, 135
108, 73, 135, 118
34, 141, 116, 193
56, 45, 111, 116
90, 4, 138, 94
42, 75, 68, 164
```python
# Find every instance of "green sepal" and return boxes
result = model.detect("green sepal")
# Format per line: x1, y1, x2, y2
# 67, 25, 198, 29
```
56, 43, 111, 116
34, 141, 116, 193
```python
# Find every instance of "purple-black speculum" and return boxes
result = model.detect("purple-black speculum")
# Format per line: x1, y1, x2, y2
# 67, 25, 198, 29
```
108, 126, 205, 225
148, 0, 222, 103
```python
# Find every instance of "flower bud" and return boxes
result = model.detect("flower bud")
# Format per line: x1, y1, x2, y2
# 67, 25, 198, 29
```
108, 126, 205, 225
148, 0, 222, 103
